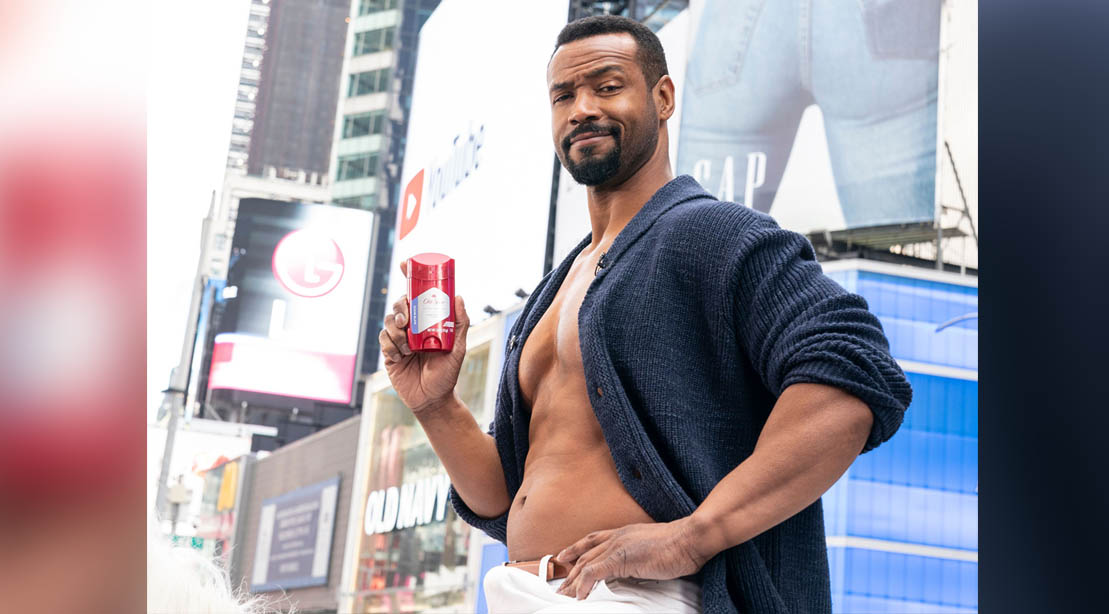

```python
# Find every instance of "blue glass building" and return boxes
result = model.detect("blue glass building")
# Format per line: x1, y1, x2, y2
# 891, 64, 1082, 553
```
822, 261, 978, 613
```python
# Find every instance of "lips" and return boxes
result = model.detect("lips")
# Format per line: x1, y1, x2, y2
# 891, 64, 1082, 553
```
571, 133, 611, 147
562, 125, 619, 154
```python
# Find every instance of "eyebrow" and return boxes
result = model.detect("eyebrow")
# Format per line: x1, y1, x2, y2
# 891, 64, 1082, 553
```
549, 64, 628, 94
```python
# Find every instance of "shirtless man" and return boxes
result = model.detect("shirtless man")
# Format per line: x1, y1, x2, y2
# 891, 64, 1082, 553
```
379, 15, 910, 613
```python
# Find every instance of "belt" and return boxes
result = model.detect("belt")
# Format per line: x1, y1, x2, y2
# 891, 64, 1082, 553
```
504, 554, 572, 581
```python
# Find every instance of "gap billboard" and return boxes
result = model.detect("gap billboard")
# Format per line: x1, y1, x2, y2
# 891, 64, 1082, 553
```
676, 0, 941, 232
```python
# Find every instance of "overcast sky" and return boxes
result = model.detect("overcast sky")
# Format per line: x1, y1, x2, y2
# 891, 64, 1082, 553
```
148, 0, 252, 421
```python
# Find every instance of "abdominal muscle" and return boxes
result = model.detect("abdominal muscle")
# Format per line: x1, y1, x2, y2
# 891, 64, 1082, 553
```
505, 370, 655, 561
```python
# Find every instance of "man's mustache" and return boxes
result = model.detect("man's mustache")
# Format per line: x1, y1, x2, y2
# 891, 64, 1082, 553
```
562, 123, 620, 152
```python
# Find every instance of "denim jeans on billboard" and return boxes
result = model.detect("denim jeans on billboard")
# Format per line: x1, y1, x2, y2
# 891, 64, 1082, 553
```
676, 0, 941, 228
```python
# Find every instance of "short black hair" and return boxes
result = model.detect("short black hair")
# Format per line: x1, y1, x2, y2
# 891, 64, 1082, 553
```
553, 15, 669, 87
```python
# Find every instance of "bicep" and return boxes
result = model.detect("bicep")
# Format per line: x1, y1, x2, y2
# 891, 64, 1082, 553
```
755, 382, 874, 458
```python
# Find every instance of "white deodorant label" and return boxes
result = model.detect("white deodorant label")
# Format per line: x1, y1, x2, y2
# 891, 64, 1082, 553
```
413, 287, 450, 334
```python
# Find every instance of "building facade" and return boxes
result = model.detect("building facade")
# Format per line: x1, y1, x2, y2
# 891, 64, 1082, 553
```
329, 0, 442, 378
226, 0, 350, 182
236, 416, 363, 613
822, 260, 978, 613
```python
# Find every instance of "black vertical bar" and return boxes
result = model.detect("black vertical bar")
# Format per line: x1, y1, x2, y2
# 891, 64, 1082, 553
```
544, 154, 562, 276
544, 0, 580, 276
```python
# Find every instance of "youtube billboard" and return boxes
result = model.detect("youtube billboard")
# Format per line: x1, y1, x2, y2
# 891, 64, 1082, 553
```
208, 199, 373, 406
386, 0, 569, 348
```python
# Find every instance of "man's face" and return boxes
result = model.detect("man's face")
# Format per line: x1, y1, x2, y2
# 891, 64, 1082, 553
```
547, 33, 659, 187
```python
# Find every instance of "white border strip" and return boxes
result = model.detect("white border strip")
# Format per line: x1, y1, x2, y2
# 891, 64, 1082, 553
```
897, 359, 978, 381
821, 259, 979, 288
826, 536, 978, 563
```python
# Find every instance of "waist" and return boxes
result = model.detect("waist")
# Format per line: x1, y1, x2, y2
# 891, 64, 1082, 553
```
506, 460, 654, 560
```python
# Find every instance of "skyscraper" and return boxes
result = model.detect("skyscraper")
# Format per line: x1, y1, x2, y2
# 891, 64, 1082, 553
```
226, 0, 350, 182
329, 0, 441, 375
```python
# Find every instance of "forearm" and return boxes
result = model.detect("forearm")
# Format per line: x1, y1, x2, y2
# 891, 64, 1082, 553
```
414, 394, 511, 518
687, 383, 873, 560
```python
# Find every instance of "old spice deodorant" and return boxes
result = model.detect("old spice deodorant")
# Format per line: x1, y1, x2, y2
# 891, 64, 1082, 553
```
406, 252, 455, 352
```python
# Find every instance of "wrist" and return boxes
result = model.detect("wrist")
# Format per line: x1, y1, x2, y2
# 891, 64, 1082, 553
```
412, 392, 462, 419
683, 508, 729, 563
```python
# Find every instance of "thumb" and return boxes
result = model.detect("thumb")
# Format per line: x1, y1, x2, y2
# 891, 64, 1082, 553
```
453, 295, 469, 349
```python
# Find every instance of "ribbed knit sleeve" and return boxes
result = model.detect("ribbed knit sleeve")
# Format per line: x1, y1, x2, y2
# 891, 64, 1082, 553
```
449, 484, 508, 543
729, 217, 912, 453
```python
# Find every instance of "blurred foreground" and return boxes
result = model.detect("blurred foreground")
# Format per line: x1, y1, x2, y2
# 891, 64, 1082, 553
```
0, 0, 146, 611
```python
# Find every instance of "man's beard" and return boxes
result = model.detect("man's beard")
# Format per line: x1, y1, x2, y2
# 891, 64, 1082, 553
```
562, 124, 622, 186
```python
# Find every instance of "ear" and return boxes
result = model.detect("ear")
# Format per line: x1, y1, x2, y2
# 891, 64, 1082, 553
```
653, 74, 676, 122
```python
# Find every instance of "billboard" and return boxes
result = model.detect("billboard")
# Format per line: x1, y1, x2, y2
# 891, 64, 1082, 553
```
208, 199, 373, 405
675, 0, 941, 232
555, 0, 942, 252
386, 0, 570, 342
250, 476, 341, 592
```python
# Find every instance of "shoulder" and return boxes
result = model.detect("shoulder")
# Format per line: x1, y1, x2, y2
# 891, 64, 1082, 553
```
654, 195, 779, 253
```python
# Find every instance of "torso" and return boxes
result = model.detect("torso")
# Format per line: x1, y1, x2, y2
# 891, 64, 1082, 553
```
506, 245, 654, 561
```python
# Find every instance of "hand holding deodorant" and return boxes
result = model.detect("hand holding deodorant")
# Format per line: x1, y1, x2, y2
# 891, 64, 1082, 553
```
406, 253, 455, 352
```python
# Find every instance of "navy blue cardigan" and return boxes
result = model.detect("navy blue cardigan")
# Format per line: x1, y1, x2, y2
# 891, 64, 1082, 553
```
451, 175, 912, 613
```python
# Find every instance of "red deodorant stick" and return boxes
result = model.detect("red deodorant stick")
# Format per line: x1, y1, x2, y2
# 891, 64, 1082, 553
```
406, 252, 455, 352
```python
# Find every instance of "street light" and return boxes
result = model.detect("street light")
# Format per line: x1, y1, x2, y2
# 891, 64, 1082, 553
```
935, 312, 978, 333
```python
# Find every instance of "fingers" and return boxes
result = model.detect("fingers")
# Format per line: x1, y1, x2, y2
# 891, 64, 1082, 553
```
557, 542, 612, 598
555, 531, 616, 599
379, 297, 413, 363
399, 258, 408, 277
379, 315, 407, 363
561, 550, 620, 599
556, 530, 609, 565
392, 295, 411, 329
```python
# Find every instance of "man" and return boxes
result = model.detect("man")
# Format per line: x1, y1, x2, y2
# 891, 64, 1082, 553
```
379, 15, 912, 614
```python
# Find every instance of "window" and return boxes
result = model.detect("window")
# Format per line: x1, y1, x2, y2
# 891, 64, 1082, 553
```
342, 111, 386, 138
357, 0, 397, 16
348, 68, 390, 97
353, 27, 395, 56
337, 153, 379, 181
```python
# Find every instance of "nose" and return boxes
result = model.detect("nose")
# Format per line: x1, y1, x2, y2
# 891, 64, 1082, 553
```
569, 90, 600, 125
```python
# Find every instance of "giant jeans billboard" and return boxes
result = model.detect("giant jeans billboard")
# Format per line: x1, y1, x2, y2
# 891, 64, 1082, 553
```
676, 0, 941, 231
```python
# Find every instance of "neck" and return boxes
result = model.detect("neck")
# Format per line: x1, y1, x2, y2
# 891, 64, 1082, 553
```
584, 135, 673, 252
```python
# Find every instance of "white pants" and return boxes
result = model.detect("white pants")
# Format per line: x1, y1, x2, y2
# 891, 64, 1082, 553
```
483, 563, 701, 613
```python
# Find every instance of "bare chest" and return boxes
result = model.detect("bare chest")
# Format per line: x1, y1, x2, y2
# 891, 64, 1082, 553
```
517, 256, 598, 410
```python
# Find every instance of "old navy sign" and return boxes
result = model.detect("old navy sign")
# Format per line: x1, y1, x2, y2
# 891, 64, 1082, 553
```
363, 474, 451, 535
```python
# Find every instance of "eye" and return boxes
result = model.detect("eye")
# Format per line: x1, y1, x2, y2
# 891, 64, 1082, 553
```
553, 93, 571, 104
599, 85, 622, 93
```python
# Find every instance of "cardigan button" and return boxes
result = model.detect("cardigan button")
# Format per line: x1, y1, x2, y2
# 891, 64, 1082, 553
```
595, 386, 603, 397
631, 466, 643, 480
